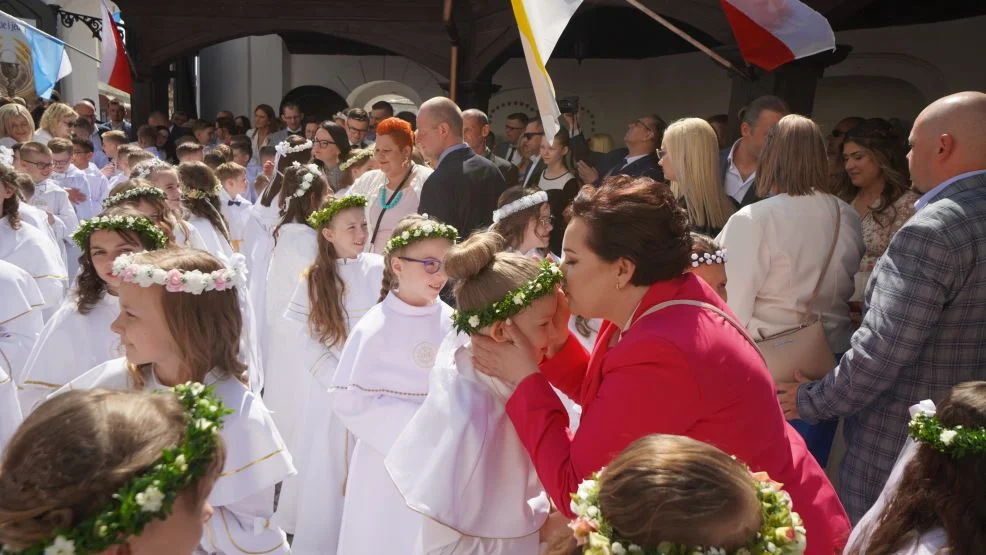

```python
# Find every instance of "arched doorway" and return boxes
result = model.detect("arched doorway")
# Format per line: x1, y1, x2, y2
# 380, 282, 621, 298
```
347, 80, 423, 112
280, 85, 348, 124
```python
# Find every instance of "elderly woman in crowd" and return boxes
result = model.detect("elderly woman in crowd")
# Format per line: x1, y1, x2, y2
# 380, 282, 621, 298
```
833, 118, 918, 325
0, 103, 35, 147
33, 102, 79, 144
717, 115, 864, 466
472, 175, 851, 554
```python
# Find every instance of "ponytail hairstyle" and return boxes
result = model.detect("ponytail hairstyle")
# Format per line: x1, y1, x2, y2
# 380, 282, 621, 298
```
74, 205, 169, 314
305, 197, 357, 348
546, 435, 762, 555
0, 389, 226, 552
272, 164, 327, 240
177, 161, 231, 242
0, 163, 21, 230
490, 186, 547, 250
260, 135, 312, 208
378, 213, 434, 302
122, 248, 247, 389
105, 179, 188, 246
444, 231, 541, 311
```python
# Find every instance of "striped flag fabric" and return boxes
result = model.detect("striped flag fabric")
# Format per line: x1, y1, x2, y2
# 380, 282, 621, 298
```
99, 0, 132, 93
510, 0, 583, 142
721, 0, 836, 71
0, 11, 72, 99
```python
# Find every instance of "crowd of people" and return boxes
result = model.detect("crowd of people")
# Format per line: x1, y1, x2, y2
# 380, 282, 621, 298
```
0, 86, 985, 555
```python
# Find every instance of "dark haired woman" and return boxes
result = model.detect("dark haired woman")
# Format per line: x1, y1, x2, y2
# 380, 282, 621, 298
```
834, 118, 918, 326
311, 121, 352, 192
247, 104, 278, 164
846, 381, 986, 554
471, 175, 851, 554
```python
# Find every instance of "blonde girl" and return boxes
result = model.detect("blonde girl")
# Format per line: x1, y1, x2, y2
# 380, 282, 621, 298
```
57, 247, 294, 554
19, 207, 169, 413
386, 231, 564, 554
330, 214, 457, 554
0, 388, 227, 555
33, 102, 79, 143
267, 195, 384, 551
177, 161, 234, 262
130, 158, 181, 209
660, 117, 735, 236
0, 103, 35, 147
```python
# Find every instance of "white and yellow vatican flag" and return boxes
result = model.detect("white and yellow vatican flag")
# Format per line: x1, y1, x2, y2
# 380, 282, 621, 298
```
510, 0, 583, 142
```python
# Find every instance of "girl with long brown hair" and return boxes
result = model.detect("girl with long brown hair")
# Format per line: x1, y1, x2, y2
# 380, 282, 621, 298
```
54, 247, 294, 554
177, 161, 234, 262
18, 206, 168, 413
265, 195, 384, 551
104, 178, 205, 249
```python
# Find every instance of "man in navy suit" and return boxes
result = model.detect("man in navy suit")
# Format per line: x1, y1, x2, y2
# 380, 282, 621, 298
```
574, 114, 666, 186
417, 97, 507, 237
98, 99, 136, 142
719, 95, 788, 209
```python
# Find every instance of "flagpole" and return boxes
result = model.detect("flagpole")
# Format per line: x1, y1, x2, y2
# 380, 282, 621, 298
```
0, 11, 100, 63
623, 0, 750, 80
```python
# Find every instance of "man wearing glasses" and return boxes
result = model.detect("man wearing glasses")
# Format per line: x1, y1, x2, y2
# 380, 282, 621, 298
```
493, 112, 529, 167
346, 108, 372, 150
574, 114, 666, 187
519, 118, 546, 187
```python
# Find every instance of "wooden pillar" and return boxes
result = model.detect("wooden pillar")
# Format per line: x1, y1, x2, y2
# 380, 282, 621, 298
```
455, 79, 501, 112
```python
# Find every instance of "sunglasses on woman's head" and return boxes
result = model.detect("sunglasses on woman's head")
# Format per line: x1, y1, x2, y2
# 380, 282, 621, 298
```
398, 256, 444, 274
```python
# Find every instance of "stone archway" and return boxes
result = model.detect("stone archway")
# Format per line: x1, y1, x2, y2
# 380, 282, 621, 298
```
346, 80, 423, 110
281, 85, 348, 124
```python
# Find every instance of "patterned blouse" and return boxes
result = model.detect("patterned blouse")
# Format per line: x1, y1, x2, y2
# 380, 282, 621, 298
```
852, 190, 920, 300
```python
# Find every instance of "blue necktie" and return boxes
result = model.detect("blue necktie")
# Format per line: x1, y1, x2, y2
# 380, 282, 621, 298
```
227, 199, 242, 206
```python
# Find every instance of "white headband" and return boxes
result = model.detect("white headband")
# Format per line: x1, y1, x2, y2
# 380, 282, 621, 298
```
273, 139, 314, 178
492, 190, 548, 223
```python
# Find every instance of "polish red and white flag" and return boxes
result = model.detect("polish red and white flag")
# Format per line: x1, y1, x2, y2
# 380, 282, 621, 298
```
99, 0, 132, 93
721, 0, 836, 71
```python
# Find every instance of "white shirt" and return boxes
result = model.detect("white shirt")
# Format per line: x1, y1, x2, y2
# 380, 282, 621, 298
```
716, 192, 864, 353
723, 139, 756, 204
219, 187, 252, 250
81, 163, 111, 210
51, 165, 99, 221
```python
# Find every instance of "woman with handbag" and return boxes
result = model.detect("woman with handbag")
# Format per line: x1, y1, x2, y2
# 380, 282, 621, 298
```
716, 115, 864, 466
471, 175, 851, 555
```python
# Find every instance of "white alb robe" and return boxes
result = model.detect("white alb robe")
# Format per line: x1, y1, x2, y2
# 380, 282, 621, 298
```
219, 188, 252, 253
0, 364, 21, 454
18, 293, 121, 414
0, 217, 67, 316
263, 223, 317, 358
32, 179, 81, 278
268, 253, 383, 544
52, 165, 99, 221
188, 214, 234, 264
242, 201, 280, 353
0, 260, 44, 383
386, 332, 549, 555
81, 163, 111, 209
55, 359, 295, 554
17, 202, 63, 260
330, 292, 454, 555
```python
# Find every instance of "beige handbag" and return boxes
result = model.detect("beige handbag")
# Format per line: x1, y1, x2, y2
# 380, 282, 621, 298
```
755, 198, 840, 383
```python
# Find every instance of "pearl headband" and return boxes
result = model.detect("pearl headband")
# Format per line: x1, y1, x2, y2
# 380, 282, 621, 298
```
492, 190, 548, 223
691, 249, 727, 267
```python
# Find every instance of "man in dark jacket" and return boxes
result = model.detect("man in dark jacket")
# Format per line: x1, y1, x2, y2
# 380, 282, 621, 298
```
572, 113, 666, 186
463, 108, 519, 189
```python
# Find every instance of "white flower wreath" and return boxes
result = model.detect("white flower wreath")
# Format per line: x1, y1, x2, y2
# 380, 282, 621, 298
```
275, 139, 313, 156
492, 190, 548, 223
288, 161, 322, 200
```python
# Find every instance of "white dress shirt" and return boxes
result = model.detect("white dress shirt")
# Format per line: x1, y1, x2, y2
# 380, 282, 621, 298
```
723, 139, 756, 204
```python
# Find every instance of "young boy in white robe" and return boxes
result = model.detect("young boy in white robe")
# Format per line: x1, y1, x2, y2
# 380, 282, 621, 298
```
330, 215, 457, 555
54, 247, 294, 554
71, 136, 110, 209
177, 161, 235, 263
386, 231, 559, 554
216, 162, 252, 253
264, 195, 382, 550
0, 260, 44, 384
1, 165, 67, 317
263, 162, 326, 359
19, 142, 80, 278
19, 208, 169, 413
50, 138, 99, 221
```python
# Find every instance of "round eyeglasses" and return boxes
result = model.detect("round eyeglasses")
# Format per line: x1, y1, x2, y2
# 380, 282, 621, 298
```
397, 256, 444, 274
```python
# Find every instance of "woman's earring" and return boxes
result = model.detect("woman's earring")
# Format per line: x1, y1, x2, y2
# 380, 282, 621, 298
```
402, 158, 411, 168
616, 279, 623, 291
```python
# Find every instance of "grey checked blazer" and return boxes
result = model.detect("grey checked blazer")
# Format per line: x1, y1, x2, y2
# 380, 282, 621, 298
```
798, 170, 986, 522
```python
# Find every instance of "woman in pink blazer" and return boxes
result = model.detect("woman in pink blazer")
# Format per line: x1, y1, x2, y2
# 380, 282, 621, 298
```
473, 176, 850, 554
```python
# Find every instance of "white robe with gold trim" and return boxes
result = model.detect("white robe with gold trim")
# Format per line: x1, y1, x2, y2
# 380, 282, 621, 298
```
0, 260, 44, 384
329, 292, 453, 555
55, 359, 296, 554
0, 218, 66, 319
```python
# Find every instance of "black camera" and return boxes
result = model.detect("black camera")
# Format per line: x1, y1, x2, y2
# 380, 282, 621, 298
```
557, 96, 579, 115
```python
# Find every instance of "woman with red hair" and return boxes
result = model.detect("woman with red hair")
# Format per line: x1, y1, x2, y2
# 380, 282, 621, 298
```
347, 117, 434, 253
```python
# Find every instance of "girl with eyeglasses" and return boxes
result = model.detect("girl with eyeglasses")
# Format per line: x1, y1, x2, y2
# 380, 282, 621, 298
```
491, 186, 554, 258
329, 214, 455, 554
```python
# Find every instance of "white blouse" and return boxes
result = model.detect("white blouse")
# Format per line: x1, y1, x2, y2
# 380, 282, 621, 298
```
717, 192, 864, 353
349, 165, 433, 254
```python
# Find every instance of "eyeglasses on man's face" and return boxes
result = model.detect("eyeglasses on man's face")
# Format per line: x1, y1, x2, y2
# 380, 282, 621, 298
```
398, 256, 444, 274
22, 160, 52, 171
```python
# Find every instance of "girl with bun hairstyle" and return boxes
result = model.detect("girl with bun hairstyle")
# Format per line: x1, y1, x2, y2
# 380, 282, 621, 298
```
0, 388, 227, 555
386, 231, 564, 554
329, 214, 455, 555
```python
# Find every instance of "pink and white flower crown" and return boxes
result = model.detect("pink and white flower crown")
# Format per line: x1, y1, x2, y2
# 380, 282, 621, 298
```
112, 252, 248, 294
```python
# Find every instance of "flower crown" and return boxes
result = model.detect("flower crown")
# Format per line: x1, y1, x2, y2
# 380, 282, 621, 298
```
102, 186, 167, 209
569, 469, 806, 555
384, 220, 458, 254
131, 159, 172, 181
452, 260, 563, 334
307, 194, 368, 229
4, 383, 231, 555
275, 139, 313, 156
182, 182, 222, 201
340, 148, 373, 172
691, 249, 727, 268
492, 190, 548, 224
288, 161, 322, 200
71, 215, 169, 251
112, 252, 248, 294
909, 410, 986, 458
